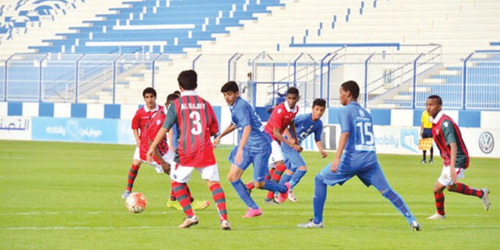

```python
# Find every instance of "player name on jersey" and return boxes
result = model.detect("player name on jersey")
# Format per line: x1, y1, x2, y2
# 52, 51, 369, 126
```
180, 103, 206, 110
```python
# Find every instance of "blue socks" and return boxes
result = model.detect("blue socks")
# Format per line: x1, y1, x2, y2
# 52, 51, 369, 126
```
290, 169, 307, 189
263, 180, 287, 193
313, 174, 327, 224
381, 189, 416, 225
231, 179, 259, 209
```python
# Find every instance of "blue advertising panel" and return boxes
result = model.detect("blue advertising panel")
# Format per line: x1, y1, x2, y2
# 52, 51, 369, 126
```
32, 117, 118, 143
117, 119, 135, 145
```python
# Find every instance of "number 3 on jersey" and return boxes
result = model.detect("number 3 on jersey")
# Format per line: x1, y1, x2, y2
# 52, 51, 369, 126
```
190, 111, 202, 135
355, 119, 375, 151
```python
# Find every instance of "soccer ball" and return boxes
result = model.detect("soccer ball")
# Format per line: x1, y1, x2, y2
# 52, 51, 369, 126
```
125, 192, 147, 213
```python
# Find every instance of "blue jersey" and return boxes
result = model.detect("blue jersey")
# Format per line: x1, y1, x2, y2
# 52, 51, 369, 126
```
282, 113, 323, 153
339, 101, 377, 168
171, 126, 179, 148
231, 97, 271, 148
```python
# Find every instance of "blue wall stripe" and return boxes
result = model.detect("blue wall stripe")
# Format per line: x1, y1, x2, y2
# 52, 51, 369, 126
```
370, 109, 391, 125
8, 102, 22, 116
71, 103, 87, 118
212, 105, 222, 130
413, 109, 425, 127
458, 110, 481, 128
39, 102, 54, 117
104, 104, 121, 119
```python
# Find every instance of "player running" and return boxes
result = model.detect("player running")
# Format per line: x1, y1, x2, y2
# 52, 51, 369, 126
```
297, 80, 421, 231
148, 70, 230, 230
213, 81, 290, 218
425, 95, 490, 219
277, 98, 328, 202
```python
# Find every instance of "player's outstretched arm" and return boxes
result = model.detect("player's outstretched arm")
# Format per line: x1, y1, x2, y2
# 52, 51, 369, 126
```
213, 123, 236, 147
289, 120, 300, 146
133, 129, 140, 148
331, 132, 349, 172
147, 127, 168, 162
152, 146, 170, 175
449, 142, 458, 183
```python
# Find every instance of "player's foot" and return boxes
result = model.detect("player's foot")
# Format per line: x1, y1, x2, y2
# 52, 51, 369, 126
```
220, 220, 231, 230
121, 190, 131, 199
277, 182, 291, 203
166, 199, 183, 211
411, 221, 422, 231
243, 207, 262, 218
297, 219, 324, 228
178, 215, 199, 228
264, 198, 280, 205
427, 213, 446, 220
481, 188, 490, 211
429, 159, 433, 164
191, 199, 210, 210
421, 160, 426, 164
288, 190, 297, 202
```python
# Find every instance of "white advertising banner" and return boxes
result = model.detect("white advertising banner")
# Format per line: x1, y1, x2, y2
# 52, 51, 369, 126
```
0, 116, 32, 140
371, 126, 499, 158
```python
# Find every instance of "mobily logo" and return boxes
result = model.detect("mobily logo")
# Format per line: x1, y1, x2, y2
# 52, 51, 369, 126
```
400, 128, 419, 153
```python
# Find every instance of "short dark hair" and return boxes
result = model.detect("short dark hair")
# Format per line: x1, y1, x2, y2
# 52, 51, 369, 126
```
427, 95, 442, 105
177, 70, 198, 90
287, 87, 299, 96
173, 90, 181, 96
166, 93, 179, 105
143, 87, 157, 97
313, 98, 326, 108
221, 81, 239, 93
341, 80, 359, 100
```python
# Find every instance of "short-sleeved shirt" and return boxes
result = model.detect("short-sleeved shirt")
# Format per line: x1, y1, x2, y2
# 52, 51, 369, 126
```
432, 111, 469, 168
421, 110, 432, 129
282, 113, 323, 153
264, 101, 298, 142
338, 101, 377, 168
146, 110, 168, 158
230, 97, 271, 148
131, 104, 161, 139
162, 90, 218, 167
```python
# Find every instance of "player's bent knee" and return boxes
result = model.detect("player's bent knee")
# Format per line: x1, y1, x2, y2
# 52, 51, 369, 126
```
254, 181, 266, 189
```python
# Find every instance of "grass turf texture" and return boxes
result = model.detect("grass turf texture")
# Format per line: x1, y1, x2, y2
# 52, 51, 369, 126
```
1, 140, 499, 249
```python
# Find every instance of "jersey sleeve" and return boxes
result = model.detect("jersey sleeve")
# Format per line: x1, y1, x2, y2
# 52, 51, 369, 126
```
162, 104, 177, 131
442, 120, 457, 145
267, 106, 284, 130
233, 103, 251, 128
131, 110, 141, 129
313, 120, 323, 142
206, 102, 219, 135
338, 107, 351, 133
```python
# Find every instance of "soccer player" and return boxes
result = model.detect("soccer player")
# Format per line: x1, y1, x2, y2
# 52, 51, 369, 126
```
247, 87, 302, 204
121, 87, 165, 199
159, 93, 210, 211
425, 95, 490, 219
278, 98, 328, 202
213, 81, 290, 218
147, 70, 230, 230
297, 80, 421, 231
420, 109, 434, 163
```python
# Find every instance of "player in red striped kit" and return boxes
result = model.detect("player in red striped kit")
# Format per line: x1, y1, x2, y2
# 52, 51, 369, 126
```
246, 87, 303, 204
426, 95, 490, 219
148, 70, 230, 230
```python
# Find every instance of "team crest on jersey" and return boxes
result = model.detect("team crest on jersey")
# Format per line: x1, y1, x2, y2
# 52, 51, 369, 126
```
435, 128, 440, 135
443, 121, 449, 127
359, 110, 364, 117
277, 108, 282, 114
156, 120, 161, 125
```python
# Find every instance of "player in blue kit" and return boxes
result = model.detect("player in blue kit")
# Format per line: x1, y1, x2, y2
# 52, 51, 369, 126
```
297, 80, 421, 231
214, 81, 290, 218
277, 98, 328, 202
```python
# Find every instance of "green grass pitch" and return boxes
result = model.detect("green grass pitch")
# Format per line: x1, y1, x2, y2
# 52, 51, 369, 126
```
1, 140, 499, 249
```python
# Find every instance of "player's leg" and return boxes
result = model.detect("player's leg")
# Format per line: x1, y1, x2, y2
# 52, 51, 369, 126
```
448, 182, 490, 211
422, 150, 427, 163
122, 150, 142, 199
265, 141, 286, 202
429, 146, 434, 163
279, 151, 307, 202
429, 166, 467, 219
360, 163, 420, 229
253, 148, 290, 203
171, 166, 197, 228
200, 165, 230, 230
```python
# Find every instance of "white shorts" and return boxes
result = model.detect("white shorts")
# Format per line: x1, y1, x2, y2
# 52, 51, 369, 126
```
170, 163, 220, 183
268, 140, 284, 164
133, 147, 174, 170
437, 166, 466, 186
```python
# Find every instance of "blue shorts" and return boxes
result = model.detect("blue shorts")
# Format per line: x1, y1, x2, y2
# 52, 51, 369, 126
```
229, 145, 271, 182
318, 161, 391, 191
283, 150, 306, 172
422, 128, 432, 138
